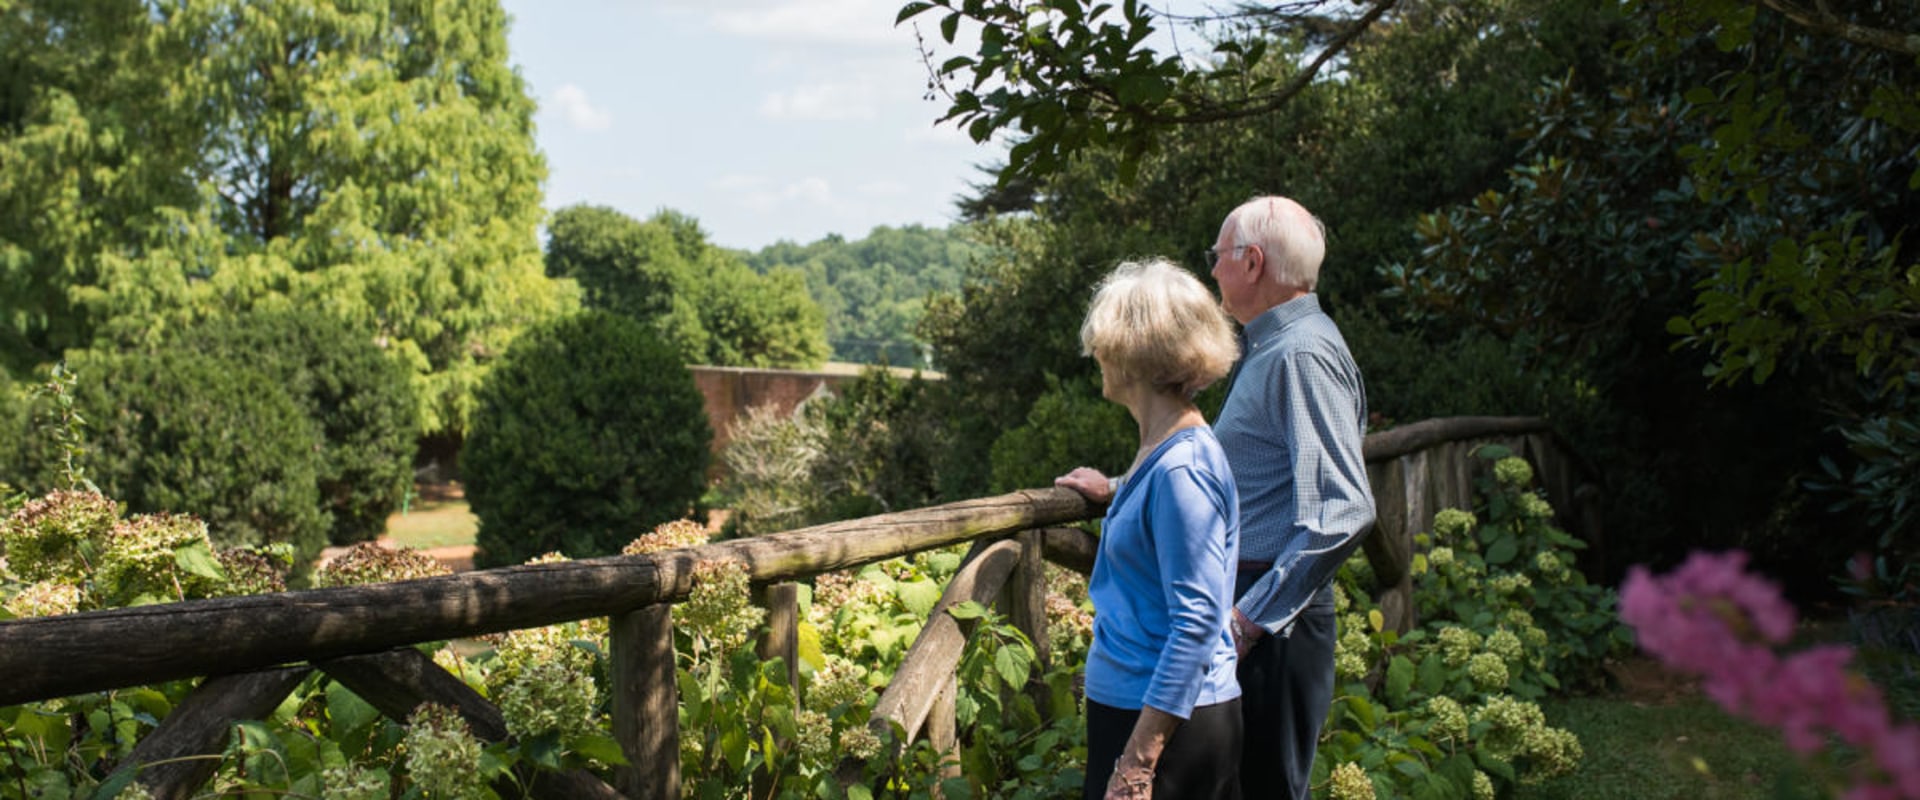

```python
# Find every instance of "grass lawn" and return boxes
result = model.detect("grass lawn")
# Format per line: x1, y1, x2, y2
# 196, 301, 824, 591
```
383, 496, 477, 550
1521, 682, 1826, 800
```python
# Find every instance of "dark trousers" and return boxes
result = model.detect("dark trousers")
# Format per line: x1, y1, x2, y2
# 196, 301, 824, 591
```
1085, 698, 1242, 800
1234, 579, 1336, 800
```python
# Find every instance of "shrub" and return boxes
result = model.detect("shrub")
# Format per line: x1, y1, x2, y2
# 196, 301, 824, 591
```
464, 311, 711, 567
987, 373, 1134, 494
715, 366, 950, 537
16, 350, 332, 567
171, 310, 419, 546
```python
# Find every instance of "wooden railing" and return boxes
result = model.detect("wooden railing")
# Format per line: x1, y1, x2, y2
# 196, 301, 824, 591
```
0, 416, 1596, 799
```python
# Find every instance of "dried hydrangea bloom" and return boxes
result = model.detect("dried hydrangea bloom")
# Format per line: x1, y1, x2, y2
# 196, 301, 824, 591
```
96, 513, 225, 605
3, 580, 82, 618
320, 765, 388, 800
679, 559, 765, 652
215, 547, 289, 596
1, 490, 119, 583
312, 542, 452, 588
806, 656, 872, 711
623, 519, 710, 555
403, 703, 487, 798
496, 658, 598, 741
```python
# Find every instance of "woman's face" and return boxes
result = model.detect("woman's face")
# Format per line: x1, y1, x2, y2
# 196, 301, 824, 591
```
1096, 353, 1132, 405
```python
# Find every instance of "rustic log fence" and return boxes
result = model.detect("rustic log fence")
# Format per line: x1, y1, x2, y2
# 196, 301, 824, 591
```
0, 416, 1595, 799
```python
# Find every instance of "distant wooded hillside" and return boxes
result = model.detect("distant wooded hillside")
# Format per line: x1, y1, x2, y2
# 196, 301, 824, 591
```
743, 224, 987, 368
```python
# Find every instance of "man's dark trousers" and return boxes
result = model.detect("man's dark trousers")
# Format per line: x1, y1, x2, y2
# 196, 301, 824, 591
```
1234, 578, 1336, 800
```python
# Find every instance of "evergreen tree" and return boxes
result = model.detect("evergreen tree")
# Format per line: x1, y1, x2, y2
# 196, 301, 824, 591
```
0, 0, 566, 437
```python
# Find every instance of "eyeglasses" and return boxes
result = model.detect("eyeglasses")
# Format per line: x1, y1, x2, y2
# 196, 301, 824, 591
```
1204, 244, 1251, 268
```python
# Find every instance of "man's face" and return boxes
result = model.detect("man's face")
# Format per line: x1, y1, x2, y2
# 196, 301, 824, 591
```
1210, 218, 1255, 324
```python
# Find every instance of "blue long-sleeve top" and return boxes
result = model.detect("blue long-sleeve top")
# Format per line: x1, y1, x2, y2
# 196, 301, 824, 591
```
1085, 426, 1242, 720
1215, 294, 1377, 637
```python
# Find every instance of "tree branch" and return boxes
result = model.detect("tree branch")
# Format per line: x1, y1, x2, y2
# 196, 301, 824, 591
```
1756, 0, 1920, 56
1147, 0, 1404, 125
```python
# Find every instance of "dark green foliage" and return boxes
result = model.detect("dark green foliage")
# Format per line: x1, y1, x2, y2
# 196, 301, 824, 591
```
171, 310, 419, 546
50, 350, 328, 565
986, 375, 1134, 495
464, 312, 712, 567
915, 0, 1621, 502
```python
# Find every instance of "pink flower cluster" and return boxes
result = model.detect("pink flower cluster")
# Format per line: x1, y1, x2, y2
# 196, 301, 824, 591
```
1621, 550, 1920, 800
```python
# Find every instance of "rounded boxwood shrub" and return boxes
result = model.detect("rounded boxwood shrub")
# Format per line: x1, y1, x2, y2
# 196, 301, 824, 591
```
172, 310, 419, 546
53, 349, 330, 566
464, 311, 711, 567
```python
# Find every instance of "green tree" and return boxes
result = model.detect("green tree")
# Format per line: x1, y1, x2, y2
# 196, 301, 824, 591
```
1390, 2, 1917, 585
0, 0, 567, 437
916, 0, 1615, 498
544, 204, 829, 368
463, 311, 712, 567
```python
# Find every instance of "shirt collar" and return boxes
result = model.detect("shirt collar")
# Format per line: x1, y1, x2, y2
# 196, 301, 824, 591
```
1243, 293, 1320, 351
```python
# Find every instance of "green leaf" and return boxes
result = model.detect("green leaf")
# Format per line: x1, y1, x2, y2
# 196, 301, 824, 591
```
1485, 537, 1518, 565
1417, 654, 1447, 696
995, 645, 1031, 688
898, 578, 942, 616
174, 540, 226, 580
946, 600, 989, 620
88, 767, 138, 800
568, 733, 630, 766
721, 724, 750, 771
325, 680, 381, 741
896, 1, 936, 24
848, 785, 875, 800
1386, 655, 1415, 705
941, 11, 960, 43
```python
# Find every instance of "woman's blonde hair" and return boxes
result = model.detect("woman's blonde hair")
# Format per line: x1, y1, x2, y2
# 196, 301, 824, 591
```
1080, 258, 1239, 398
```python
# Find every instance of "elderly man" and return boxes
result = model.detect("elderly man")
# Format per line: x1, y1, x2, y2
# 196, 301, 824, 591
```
1207, 195, 1376, 800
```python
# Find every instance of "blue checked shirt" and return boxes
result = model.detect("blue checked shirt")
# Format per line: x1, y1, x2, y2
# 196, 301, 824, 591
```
1214, 294, 1376, 636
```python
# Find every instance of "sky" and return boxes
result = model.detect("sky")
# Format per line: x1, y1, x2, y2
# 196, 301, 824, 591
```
496, 0, 999, 252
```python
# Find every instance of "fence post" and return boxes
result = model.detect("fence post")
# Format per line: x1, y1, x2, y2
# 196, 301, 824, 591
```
756, 581, 801, 694
612, 603, 679, 800
1001, 530, 1051, 712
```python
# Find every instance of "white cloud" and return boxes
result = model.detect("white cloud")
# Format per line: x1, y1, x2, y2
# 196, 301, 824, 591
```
550, 84, 611, 131
854, 179, 910, 198
759, 81, 879, 121
717, 175, 840, 214
708, 0, 907, 47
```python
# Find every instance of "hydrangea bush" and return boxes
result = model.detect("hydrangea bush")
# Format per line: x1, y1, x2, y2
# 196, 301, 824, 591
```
1315, 447, 1630, 800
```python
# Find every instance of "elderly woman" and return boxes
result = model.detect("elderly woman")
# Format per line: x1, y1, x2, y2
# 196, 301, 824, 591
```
1056, 258, 1243, 800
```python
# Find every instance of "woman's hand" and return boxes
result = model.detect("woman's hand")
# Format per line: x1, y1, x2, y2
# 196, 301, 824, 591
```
1105, 706, 1176, 799
1055, 466, 1115, 504
1105, 760, 1154, 799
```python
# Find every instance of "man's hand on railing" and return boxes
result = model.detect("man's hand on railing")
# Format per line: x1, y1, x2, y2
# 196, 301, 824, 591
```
1055, 466, 1116, 505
